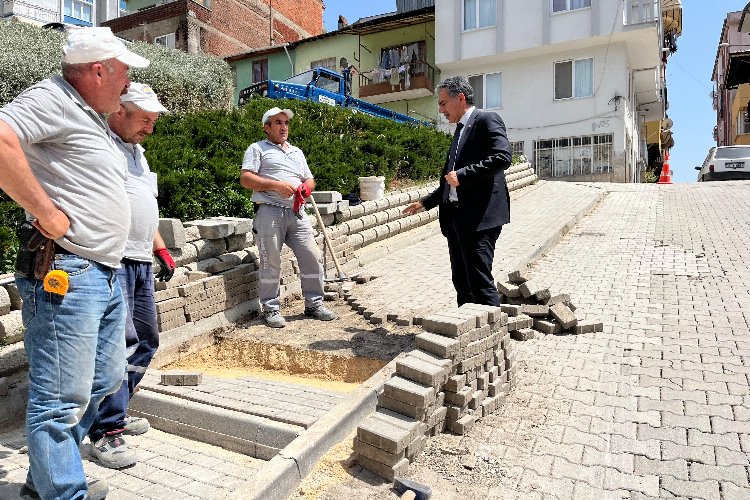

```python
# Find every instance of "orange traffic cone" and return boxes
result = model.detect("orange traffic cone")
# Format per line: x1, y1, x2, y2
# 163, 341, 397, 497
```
657, 150, 672, 184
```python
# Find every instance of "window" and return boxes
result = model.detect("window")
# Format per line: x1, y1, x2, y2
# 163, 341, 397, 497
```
154, 33, 176, 49
468, 72, 502, 109
252, 59, 268, 83
534, 134, 613, 177
464, 0, 496, 30
510, 141, 525, 157
552, 0, 591, 13
554, 58, 593, 99
738, 110, 750, 135
315, 72, 341, 93
310, 57, 337, 71
64, 0, 92, 25
119, 0, 126, 16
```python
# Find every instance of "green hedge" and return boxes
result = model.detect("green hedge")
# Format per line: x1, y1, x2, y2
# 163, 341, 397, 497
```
143, 98, 452, 221
0, 21, 233, 112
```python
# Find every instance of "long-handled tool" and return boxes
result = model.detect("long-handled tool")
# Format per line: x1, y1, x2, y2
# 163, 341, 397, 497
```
308, 195, 348, 282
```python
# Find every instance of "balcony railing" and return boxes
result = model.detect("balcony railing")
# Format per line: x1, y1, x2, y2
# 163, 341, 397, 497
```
358, 61, 436, 101
2, 0, 58, 23
624, 0, 658, 26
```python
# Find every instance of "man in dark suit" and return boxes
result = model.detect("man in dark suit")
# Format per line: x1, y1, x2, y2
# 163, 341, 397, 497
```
404, 76, 511, 306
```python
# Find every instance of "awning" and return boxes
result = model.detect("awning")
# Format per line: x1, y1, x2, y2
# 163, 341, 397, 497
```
725, 50, 750, 88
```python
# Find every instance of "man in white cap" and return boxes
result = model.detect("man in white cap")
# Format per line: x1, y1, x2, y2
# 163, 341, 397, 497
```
240, 107, 336, 328
85, 83, 174, 469
0, 27, 148, 500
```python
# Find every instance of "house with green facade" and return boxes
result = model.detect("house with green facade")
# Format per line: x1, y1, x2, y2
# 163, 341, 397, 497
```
226, 5, 438, 124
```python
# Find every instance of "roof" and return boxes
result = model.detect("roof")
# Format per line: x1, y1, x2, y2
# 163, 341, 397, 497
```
224, 5, 435, 63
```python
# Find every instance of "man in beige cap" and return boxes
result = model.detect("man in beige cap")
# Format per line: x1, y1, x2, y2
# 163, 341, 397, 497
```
0, 27, 148, 500
240, 107, 336, 328
87, 83, 174, 469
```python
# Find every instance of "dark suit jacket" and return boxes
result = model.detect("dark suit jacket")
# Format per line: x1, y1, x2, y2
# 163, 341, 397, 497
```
422, 109, 512, 236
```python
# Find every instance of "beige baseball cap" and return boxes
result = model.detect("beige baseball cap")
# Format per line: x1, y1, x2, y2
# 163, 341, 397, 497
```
262, 107, 294, 125
121, 83, 168, 113
62, 27, 149, 68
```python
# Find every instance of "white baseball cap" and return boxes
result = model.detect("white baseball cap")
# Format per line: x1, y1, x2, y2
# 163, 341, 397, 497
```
262, 107, 294, 125
121, 82, 169, 113
62, 27, 150, 68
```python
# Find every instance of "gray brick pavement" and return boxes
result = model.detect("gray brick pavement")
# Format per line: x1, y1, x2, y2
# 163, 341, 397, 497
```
0, 427, 264, 499
321, 181, 750, 499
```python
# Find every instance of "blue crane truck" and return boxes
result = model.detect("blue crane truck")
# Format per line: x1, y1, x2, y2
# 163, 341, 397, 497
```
238, 67, 427, 126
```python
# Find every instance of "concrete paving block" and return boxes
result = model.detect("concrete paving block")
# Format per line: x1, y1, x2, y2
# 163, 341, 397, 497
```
4, 283, 22, 310
519, 279, 543, 298
155, 297, 186, 315
154, 288, 180, 302
534, 318, 562, 334
158, 218, 186, 249
307, 202, 338, 215
508, 269, 530, 284
185, 219, 234, 239
445, 374, 467, 393
497, 281, 521, 298
442, 308, 488, 328
356, 454, 409, 482
0, 311, 24, 345
207, 260, 235, 274
353, 437, 405, 467
357, 414, 413, 454
169, 243, 198, 267
574, 321, 604, 334
408, 349, 452, 369
534, 287, 552, 302
226, 232, 254, 252
421, 314, 474, 337
546, 293, 571, 305
383, 376, 435, 408
192, 239, 228, 261
444, 386, 472, 407
520, 304, 550, 317
396, 356, 449, 387
550, 302, 578, 329
511, 328, 536, 341
209, 216, 253, 234
447, 414, 475, 435
415, 332, 459, 358
499, 304, 521, 316
377, 394, 427, 420
459, 303, 504, 323
0, 287, 10, 315
160, 370, 202, 386
311, 191, 342, 204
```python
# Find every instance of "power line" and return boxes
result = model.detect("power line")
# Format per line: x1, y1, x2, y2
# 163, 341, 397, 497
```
671, 59, 712, 91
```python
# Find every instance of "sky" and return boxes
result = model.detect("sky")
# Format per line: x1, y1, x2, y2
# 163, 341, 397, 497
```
322, 1, 735, 183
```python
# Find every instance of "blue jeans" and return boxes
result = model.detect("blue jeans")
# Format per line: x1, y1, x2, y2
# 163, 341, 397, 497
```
17, 255, 126, 500
89, 259, 159, 442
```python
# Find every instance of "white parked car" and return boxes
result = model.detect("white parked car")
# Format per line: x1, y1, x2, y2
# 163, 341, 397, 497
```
695, 146, 750, 181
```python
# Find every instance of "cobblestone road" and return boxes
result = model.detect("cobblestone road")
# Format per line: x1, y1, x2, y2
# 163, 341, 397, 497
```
353, 181, 603, 321
323, 181, 750, 499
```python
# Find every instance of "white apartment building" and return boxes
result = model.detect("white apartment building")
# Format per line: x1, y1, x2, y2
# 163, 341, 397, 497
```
435, 0, 682, 182
1, 0, 123, 27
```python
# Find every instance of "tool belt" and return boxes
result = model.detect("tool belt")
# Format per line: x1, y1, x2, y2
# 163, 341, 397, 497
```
15, 222, 55, 280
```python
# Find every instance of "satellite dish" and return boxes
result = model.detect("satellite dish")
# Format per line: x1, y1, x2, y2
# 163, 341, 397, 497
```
662, 117, 673, 130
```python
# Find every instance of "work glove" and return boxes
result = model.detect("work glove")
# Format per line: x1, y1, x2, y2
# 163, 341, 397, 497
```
154, 247, 176, 282
293, 183, 312, 219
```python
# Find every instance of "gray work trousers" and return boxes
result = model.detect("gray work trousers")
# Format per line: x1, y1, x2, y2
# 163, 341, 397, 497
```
253, 204, 324, 312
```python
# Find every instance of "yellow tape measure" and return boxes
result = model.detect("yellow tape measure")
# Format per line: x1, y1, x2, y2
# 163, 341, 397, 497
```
43, 270, 69, 295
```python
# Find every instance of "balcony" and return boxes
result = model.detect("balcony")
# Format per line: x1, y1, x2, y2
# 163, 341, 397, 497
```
2, 0, 58, 23
358, 61, 436, 104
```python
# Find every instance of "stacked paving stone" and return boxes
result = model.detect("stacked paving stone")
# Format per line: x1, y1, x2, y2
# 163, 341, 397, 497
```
154, 217, 262, 332
0, 279, 22, 346
497, 268, 603, 339
354, 303, 515, 480
504, 161, 538, 191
